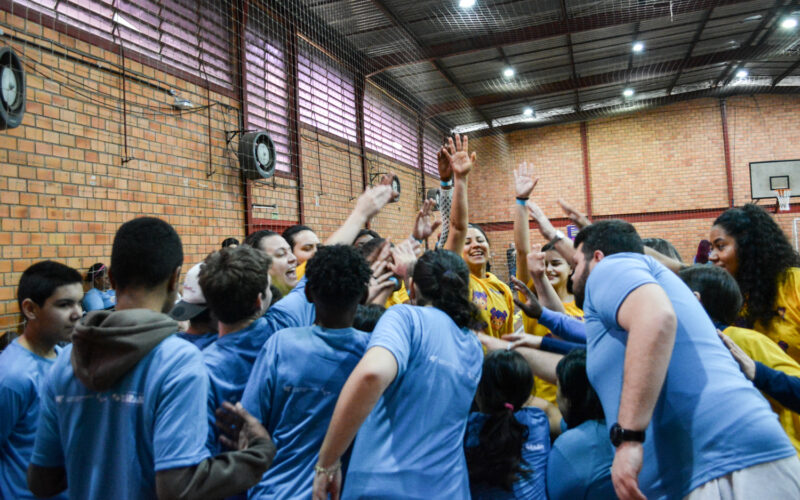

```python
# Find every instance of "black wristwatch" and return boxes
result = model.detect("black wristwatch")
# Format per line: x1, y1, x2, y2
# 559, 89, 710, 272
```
609, 423, 646, 447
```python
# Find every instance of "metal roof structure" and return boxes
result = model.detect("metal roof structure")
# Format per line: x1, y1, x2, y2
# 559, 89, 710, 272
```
298, 0, 800, 133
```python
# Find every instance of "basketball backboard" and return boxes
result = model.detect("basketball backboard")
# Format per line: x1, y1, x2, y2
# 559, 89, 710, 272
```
750, 160, 800, 199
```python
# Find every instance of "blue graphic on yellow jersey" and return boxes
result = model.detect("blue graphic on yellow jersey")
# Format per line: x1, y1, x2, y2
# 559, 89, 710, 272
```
490, 307, 508, 332
473, 291, 488, 310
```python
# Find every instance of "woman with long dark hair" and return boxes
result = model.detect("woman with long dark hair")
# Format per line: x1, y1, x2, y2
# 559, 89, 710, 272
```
312, 249, 483, 499
465, 350, 550, 499
710, 204, 800, 362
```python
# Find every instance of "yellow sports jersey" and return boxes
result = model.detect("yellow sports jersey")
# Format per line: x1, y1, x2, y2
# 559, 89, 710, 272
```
385, 282, 410, 308
520, 286, 584, 404
295, 261, 307, 281
469, 273, 514, 339
724, 326, 800, 454
752, 267, 800, 364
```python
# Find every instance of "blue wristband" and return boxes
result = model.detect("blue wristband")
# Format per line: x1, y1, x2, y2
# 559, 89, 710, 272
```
440, 179, 453, 188
516, 198, 527, 206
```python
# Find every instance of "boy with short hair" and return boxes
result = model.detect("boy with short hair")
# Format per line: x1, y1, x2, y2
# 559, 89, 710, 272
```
0, 261, 82, 500
28, 217, 275, 500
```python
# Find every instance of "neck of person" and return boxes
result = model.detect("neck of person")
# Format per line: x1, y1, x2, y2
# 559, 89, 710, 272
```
114, 285, 172, 314
315, 303, 357, 330
218, 316, 258, 337
19, 328, 58, 359
554, 281, 571, 302
186, 319, 216, 336
468, 262, 486, 278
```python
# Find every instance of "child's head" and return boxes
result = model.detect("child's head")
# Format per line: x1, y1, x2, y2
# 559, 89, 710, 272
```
305, 245, 371, 324
18, 261, 83, 343
555, 349, 604, 429
678, 264, 742, 326
475, 350, 533, 413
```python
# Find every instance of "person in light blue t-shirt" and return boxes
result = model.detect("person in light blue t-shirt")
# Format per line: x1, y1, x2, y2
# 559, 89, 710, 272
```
465, 350, 550, 500
198, 245, 276, 454
243, 244, 373, 499
547, 349, 615, 500
314, 248, 484, 500
571, 220, 800, 500
29, 217, 275, 500
0, 261, 82, 500
81, 263, 116, 312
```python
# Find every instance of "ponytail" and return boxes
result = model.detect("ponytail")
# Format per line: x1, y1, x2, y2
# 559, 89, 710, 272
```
413, 250, 480, 329
466, 350, 533, 491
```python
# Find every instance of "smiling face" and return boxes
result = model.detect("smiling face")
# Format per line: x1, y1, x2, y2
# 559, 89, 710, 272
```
709, 225, 739, 278
290, 230, 320, 265
545, 249, 572, 291
257, 235, 298, 294
463, 227, 490, 273
25, 283, 84, 344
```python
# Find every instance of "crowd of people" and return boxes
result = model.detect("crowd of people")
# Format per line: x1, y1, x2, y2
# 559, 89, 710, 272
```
2, 133, 800, 500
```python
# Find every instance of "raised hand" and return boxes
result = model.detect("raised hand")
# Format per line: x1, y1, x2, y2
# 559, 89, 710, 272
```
557, 198, 591, 229
389, 239, 418, 281
367, 258, 396, 305
215, 401, 271, 451
354, 176, 397, 221
440, 134, 476, 179
412, 198, 443, 241
510, 276, 543, 319
437, 148, 452, 182
514, 161, 539, 199
526, 200, 557, 240
527, 244, 547, 278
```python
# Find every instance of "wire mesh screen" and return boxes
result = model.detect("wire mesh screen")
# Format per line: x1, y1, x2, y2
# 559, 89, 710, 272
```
0, 0, 799, 328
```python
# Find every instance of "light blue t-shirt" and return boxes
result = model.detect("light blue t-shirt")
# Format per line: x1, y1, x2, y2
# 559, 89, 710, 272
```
584, 253, 796, 499
0, 340, 66, 500
31, 337, 211, 500
261, 277, 316, 339
465, 407, 550, 500
203, 317, 270, 454
343, 305, 483, 500
177, 331, 217, 350
547, 420, 615, 500
241, 325, 370, 499
82, 288, 116, 312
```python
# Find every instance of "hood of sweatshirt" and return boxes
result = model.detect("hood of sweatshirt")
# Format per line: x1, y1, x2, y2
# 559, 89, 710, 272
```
71, 308, 179, 391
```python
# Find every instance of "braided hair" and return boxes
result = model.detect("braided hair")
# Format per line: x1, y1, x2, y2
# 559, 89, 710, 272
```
412, 250, 480, 329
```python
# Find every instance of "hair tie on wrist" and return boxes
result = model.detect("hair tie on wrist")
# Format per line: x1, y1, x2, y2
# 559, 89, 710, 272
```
440, 179, 453, 188
504, 403, 514, 411
516, 198, 527, 206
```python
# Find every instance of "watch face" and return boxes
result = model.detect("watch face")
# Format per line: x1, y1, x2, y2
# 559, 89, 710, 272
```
1, 67, 18, 109
256, 142, 270, 165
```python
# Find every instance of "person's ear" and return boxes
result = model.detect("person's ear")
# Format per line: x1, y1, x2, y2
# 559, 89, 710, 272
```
692, 290, 702, 302
408, 277, 417, 304
167, 266, 182, 293
592, 250, 605, 263
21, 298, 38, 322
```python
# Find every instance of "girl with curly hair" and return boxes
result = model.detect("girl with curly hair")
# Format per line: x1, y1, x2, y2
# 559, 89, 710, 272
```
710, 204, 800, 362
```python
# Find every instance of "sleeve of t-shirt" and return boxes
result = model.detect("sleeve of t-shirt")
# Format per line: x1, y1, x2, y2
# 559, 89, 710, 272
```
367, 306, 415, 377
153, 345, 212, 471
753, 361, 800, 414
30, 372, 64, 467
0, 378, 26, 446
546, 444, 589, 500
241, 337, 278, 429
539, 308, 587, 343
586, 256, 658, 329
82, 290, 104, 312
262, 278, 315, 340
541, 336, 585, 355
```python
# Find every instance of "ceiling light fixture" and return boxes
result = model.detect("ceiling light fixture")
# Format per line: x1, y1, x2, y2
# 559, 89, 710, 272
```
781, 17, 798, 29
523, 107, 533, 116
459, 0, 476, 8
632, 41, 644, 53
736, 69, 749, 78
623, 88, 635, 97
503, 67, 515, 79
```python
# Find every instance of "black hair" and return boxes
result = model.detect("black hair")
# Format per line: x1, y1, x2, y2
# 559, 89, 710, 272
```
221, 237, 239, 248
199, 246, 272, 324
243, 230, 279, 251
18, 261, 82, 309
466, 350, 532, 492
468, 223, 490, 246
282, 225, 315, 251
85, 262, 107, 283
353, 304, 386, 332
358, 237, 387, 261
642, 237, 683, 262
713, 204, 800, 328
354, 229, 380, 246
573, 219, 643, 257
305, 244, 371, 309
679, 264, 743, 326
413, 250, 480, 329
555, 349, 605, 429
269, 284, 283, 306
541, 241, 557, 252
111, 217, 183, 291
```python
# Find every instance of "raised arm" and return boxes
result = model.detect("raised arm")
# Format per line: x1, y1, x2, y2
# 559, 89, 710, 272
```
612, 283, 677, 500
442, 134, 476, 254
527, 244, 567, 313
326, 174, 397, 246
643, 246, 686, 274
526, 201, 576, 264
435, 148, 453, 249
513, 162, 539, 284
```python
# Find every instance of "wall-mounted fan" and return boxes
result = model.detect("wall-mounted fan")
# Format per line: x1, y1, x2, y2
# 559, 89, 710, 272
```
0, 47, 25, 130
238, 131, 276, 179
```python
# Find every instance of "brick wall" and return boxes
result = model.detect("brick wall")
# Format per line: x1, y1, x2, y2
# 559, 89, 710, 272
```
469, 95, 800, 282
0, 10, 435, 330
